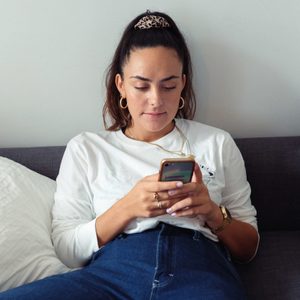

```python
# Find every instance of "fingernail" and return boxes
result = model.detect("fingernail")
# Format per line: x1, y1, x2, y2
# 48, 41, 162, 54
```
166, 208, 172, 214
171, 212, 177, 216
176, 182, 183, 187
168, 190, 176, 196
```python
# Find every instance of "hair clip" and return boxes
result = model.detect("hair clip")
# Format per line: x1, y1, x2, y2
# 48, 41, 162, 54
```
134, 15, 170, 30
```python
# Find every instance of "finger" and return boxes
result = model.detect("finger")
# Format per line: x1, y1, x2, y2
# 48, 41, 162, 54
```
166, 197, 193, 215
154, 194, 185, 210
149, 181, 184, 193
192, 163, 202, 183
169, 206, 197, 218
153, 193, 165, 213
143, 173, 160, 181
154, 199, 169, 213
167, 186, 192, 197
154, 198, 163, 209
165, 195, 189, 207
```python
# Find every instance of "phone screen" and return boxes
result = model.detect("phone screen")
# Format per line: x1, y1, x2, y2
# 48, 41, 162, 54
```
159, 160, 195, 183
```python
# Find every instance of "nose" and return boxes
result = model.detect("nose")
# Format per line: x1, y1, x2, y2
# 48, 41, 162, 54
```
149, 88, 163, 107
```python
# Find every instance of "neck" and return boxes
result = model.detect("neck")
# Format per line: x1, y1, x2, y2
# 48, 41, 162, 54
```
125, 122, 175, 142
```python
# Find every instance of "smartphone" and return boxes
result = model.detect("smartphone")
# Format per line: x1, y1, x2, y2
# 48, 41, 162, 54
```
159, 157, 195, 184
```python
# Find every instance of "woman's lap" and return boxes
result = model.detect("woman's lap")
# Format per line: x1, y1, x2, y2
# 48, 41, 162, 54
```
0, 223, 246, 300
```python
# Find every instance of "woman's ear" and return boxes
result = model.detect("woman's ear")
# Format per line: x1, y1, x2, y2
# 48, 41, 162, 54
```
115, 73, 125, 97
181, 74, 186, 90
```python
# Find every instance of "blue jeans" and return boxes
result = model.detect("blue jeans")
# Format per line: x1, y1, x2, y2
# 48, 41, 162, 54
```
0, 223, 246, 299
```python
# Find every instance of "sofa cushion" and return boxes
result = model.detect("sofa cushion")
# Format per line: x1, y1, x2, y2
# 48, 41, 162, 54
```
0, 157, 70, 292
0, 146, 65, 180
235, 231, 300, 299
235, 137, 300, 231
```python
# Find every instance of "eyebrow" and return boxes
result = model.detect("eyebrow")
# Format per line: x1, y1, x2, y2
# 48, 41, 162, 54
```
129, 75, 180, 82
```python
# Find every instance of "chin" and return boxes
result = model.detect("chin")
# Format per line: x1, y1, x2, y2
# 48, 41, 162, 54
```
147, 122, 174, 134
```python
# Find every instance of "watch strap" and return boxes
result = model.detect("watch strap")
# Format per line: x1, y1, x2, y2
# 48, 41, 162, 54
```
211, 205, 232, 234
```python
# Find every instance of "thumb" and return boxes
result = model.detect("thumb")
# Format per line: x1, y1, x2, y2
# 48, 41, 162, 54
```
192, 163, 203, 183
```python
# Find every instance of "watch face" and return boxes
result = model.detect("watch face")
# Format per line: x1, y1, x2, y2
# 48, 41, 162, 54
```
225, 207, 232, 219
220, 206, 231, 220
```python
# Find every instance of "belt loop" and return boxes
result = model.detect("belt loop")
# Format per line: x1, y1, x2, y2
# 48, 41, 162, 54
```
117, 233, 128, 239
193, 230, 201, 240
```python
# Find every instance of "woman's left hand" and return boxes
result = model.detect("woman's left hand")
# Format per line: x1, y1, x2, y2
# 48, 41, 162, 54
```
165, 163, 259, 262
165, 163, 221, 225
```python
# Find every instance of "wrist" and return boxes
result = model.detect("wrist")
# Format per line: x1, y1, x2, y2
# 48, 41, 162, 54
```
95, 198, 134, 247
117, 196, 136, 222
205, 204, 223, 228
206, 205, 232, 234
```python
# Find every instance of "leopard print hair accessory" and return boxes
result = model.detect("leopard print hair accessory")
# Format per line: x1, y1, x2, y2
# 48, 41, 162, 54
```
134, 15, 170, 30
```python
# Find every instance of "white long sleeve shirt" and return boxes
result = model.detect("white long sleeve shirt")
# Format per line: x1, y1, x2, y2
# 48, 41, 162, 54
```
52, 119, 257, 268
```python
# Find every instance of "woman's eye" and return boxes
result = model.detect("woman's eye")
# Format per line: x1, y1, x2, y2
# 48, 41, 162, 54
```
135, 86, 148, 90
163, 86, 176, 90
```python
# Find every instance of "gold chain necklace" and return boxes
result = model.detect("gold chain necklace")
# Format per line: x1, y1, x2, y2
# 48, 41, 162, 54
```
126, 123, 192, 157
147, 125, 188, 156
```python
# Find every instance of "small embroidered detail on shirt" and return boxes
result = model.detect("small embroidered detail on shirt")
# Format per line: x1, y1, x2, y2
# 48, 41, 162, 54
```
200, 164, 215, 177
200, 164, 215, 184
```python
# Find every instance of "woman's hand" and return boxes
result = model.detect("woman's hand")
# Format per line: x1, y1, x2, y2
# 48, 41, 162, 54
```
119, 174, 185, 221
95, 174, 185, 247
163, 163, 259, 262
164, 164, 223, 227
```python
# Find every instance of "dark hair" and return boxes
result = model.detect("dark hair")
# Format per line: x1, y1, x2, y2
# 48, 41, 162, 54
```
103, 11, 196, 131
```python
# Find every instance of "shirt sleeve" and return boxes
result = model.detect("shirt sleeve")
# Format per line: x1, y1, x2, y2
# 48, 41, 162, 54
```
52, 137, 99, 268
221, 133, 258, 231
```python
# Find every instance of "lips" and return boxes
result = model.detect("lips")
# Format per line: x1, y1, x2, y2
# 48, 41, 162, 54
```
143, 112, 166, 116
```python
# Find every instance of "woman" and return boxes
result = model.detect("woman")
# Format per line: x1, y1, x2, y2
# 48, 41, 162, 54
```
0, 11, 258, 300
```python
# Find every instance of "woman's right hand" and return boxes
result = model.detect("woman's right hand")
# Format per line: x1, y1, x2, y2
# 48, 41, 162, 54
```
120, 174, 184, 220
95, 174, 184, 247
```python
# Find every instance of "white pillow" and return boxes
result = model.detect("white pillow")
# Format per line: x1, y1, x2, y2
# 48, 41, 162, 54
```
0, 157, 70, 292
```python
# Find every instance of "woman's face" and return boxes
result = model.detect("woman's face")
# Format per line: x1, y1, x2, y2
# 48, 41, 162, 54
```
115, 46, 186, 142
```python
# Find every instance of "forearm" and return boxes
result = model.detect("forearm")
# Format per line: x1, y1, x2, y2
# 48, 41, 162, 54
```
214, 219, 259, 262
95, 198, 134, 247
200, 198, 258, 263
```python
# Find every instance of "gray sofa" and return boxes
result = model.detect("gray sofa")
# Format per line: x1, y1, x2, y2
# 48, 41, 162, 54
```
0, 136, 299, 300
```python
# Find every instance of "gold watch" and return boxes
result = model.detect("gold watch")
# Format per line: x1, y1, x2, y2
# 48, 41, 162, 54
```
211, 205, 232, 234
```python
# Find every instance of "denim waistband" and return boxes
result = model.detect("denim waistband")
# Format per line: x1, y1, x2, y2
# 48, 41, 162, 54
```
118, 222, 203, 242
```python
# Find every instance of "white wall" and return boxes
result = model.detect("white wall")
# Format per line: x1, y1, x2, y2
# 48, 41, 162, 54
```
1, 0, 299, 147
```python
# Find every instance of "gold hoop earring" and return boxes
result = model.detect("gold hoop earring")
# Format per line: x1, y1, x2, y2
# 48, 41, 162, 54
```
119, 97, 128, 109
179, 97, 185, 109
